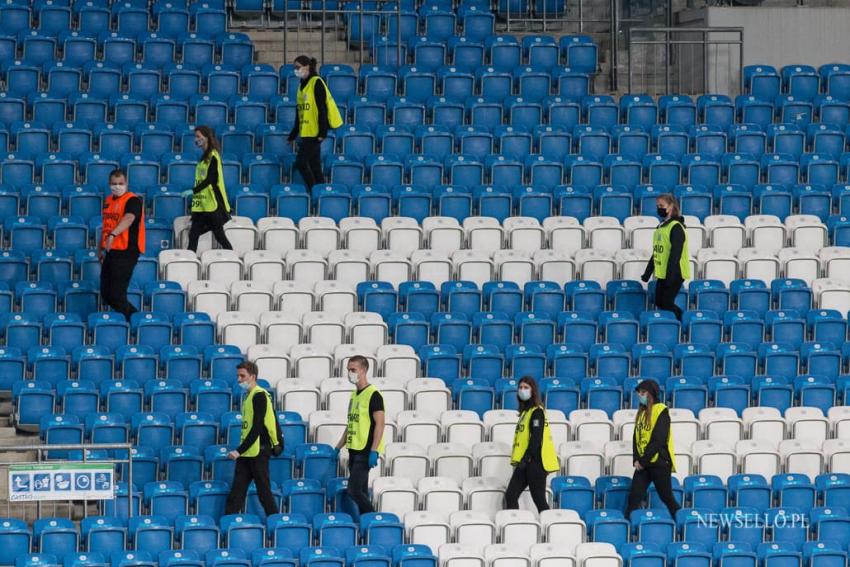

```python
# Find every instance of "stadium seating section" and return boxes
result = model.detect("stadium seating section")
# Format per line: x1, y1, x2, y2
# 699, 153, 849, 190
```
0, 1, 849, 567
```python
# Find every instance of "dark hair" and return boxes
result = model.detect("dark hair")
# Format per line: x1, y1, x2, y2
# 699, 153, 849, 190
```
517, 376, 542, 412
108, 169, 126, 182
294, 55, 318, 76
348, 355, 369, 372
635, 379, 660, 426
236, 360, 258, 378
194, 125, 220, 162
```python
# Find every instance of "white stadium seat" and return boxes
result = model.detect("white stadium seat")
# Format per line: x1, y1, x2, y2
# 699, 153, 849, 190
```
372, 476, 418, 519
785, 406, 829, 442
397, 410, 441, 447
201, 249, 242, 285
495, 509, 540, 549
543, 216, 584, 255
779, 438, 824, 481
429, 442, 475, 485
385, 443, 430, 483
705, 215, 745, 252
743, 406, 786, 446
419, 476, 464, 516
244, 250, 286, 283
438, 544, 486, 567
462, 477, 506, 517
339, 216, 381, 254
692, 440, 737, 480
423, 216, 464, 254
698, 408, 743, 442
465, 217, 505, 253
530, 543, 576, 567
159, 249, 202, 290
273, 281, 315, 315
450, 511, 496, 547
736, 439, 781, 479
258, 216, 298, 255
405, 511, 450, 552
745, 215, 786, 253
575, 543, 621, 567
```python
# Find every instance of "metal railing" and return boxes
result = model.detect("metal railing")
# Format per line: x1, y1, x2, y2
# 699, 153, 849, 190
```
627, 26, 744, 96
274, 2, 403, 69
0, 443, 133, 522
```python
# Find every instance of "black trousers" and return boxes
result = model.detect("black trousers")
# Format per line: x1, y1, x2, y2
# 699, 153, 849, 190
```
625, 464, 681, 519
655, 277, 684, 321
187, 212, 232, 253
346, 452, 374, 517
225, 450, 278, 517
504, 459, 550, 513
100, 251, 139, 320
295, 137, 325, 189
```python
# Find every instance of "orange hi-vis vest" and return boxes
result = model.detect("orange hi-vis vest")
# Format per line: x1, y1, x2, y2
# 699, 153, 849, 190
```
102, 191, 145, 254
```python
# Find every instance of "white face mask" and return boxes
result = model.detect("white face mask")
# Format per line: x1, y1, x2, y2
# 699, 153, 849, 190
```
109, 182, 127, 197
348, 371, 359, 384
295, 67, 308, 79
518, 388, 531, 401
238, 381, 250, 391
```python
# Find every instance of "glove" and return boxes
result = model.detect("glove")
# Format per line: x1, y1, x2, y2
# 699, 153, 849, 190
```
368, 450, 379, 468
181, 190, 193, 198
641, 273, 651, 283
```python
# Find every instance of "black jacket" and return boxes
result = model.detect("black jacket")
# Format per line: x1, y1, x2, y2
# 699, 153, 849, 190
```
632, 406, 673, 469
643, 216, 686, 281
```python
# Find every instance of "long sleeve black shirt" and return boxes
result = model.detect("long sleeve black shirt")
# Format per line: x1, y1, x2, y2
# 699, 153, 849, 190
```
289, 75, 329, 140
643, 216, 686, 281
191, 154, 228, 214
237, 391, 271, 455
632, 407, 672, 468
520, 407, 545, 464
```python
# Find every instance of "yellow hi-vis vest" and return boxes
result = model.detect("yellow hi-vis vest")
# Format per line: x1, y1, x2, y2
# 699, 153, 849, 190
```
296, 76, 344, 138
634, 402, 677, 472
192, 149, 230, 214
652, 219, 690, 279
511, 406, 560, 473
346, 384, 384, 453
240, 385, 279, 458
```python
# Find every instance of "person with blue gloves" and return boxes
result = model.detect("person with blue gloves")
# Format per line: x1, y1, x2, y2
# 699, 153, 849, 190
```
334, 355, 385, 519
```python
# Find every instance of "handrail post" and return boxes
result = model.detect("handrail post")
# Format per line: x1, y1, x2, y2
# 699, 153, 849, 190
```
320, 0, 326, 67
396, 1, 402, 70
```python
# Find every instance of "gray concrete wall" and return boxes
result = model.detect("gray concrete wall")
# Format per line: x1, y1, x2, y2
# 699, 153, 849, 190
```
676, 6, 850, 96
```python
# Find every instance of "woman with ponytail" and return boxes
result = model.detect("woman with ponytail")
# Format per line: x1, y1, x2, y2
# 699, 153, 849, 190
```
288, 55, 343, 189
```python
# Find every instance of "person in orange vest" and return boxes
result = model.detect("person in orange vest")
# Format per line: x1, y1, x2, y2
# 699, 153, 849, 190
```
100, 169, 145, 320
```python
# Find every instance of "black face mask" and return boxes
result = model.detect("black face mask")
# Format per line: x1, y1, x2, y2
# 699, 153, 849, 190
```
657, 207, 668, 218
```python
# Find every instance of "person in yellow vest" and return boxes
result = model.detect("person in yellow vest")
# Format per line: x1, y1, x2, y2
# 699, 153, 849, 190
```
225, 361, 284, 517
288, 54, 343, 189
334, 355, 384, 520
625, 379, 680, 519
183, 125, 233, 253
505, 377, 560, 512
641, 194, 690, 321
100, 169, 145, 320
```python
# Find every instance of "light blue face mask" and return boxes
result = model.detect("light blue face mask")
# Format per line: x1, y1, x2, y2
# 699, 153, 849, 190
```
517, 388, 531, 402
637, 393, 648, 405
238, 382, 250, 391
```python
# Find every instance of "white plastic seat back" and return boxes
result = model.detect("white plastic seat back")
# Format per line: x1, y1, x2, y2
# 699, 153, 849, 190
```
258, 216, 298, 255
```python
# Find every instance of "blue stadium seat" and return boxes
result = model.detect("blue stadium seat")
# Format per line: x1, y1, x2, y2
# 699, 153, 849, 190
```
81, 516, 126, 557
144, 481, 189, 522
